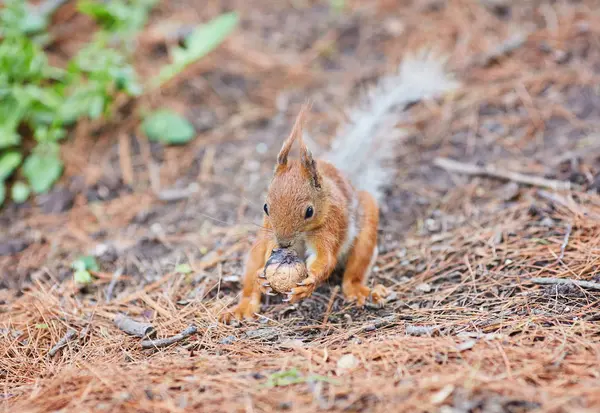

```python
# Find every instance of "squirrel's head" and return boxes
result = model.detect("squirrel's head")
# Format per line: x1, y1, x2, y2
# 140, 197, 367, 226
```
263, 104, 328, 248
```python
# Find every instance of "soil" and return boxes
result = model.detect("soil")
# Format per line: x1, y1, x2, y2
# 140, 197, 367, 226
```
2, 1, 600, 412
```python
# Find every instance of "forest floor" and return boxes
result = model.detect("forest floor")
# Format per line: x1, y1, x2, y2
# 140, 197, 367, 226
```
2, 1, 600, 412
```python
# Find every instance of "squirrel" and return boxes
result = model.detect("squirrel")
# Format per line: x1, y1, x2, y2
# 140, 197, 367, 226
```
221, 52, 458, 322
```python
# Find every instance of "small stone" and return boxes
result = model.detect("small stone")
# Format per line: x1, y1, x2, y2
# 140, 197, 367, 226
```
37, 187, 75, 214
336, 354, 359, 375
279, 339, 304, 349
497, 182, 520, 201
0, 239, 29, 256
256, 143, 268, 154
219, 335, 237, 345
416, 283, 432, 293
383, 18, 405, 36
456, 340, 476, 352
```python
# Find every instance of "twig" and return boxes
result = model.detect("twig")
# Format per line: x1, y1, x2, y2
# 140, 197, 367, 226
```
114, 314, 156, 338
531, 277, 600, 291
474, 32, 529, 67
558, 223, 572, 261
434, 157, 578, 191
406, 325, 438, 336
140, 325, 198, 349
536, 189, 574, 209
105, 268, 123, 303
156, 183, 200, 202
48, 329, 78, 357
321, 286, 340, 326
537, 190, 600, 220
363, 315, 399, 332
118, 134, 134, 187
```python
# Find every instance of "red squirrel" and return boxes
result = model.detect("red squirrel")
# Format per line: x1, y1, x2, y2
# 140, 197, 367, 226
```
221, 104, 386, 322
220, 53, 458, 322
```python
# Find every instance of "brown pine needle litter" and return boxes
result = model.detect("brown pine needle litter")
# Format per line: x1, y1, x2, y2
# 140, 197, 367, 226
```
3, 0, 600, 412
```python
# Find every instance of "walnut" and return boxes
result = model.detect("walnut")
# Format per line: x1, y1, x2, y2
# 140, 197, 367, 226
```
263, 248, 308, 293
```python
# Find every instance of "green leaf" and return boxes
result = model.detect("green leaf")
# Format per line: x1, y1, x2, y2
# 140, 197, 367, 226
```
11, 181, 30, 204
35, 323, 49, 329
74, 269, 93, 284
72, 255, 100, 272
261, 368, 339, 388
175, 263, 193, 274
23, 147, 64, 194
0, 182, 5, 207
156, 12, 238, 86
0, 151, 22, 181
142, 110, 195, 145
0, 96, 27, 149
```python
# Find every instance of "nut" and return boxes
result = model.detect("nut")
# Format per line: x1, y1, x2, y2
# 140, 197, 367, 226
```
263, 248, 308, 293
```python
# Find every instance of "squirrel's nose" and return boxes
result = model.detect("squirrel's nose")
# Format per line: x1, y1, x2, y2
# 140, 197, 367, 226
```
277, 238, 293, 248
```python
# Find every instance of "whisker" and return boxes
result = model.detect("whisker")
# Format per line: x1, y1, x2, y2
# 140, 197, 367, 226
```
195, 211, 272, 233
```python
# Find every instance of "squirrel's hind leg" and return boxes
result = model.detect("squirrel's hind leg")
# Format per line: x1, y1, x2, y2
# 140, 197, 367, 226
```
341, 191, 386, 306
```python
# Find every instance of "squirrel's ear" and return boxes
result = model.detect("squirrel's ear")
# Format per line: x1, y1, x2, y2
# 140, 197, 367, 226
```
276, 102, 311, 172
300, 137, 321, 189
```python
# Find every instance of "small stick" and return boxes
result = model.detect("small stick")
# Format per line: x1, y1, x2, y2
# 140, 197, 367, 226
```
434, 157, 578, 191
105, 268, 123, 303
531, 277, 600, 291
156, 183, 199, 202
140, 325, 198, 349
363, 315, 398, 332
536, 189, 574, 209
475, 32, 529, 67
114, 314, 156, 338
321, 286, 340, 326
49, 329, 78, 357
406, 325, 438, 336
557, 223, 572, 261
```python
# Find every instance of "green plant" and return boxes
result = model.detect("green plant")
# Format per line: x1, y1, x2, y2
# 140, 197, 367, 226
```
72, 255, 100, 285
142, 110, 195, 145
261, 368, 339, 388
0, 0, 145, 205
155, 12, 239, 86
0, 0, 239, 207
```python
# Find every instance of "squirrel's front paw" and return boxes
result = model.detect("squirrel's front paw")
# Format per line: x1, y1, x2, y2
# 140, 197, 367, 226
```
284, 275, 317, 304
342, 282, 371, 307
370, 284, 389, 305
219, 297, 260, 324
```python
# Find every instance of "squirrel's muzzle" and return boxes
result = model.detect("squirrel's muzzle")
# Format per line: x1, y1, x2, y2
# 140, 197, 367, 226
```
276, 236, 294, 249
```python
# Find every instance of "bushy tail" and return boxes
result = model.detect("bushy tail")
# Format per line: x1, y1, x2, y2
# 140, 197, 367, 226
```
322, 50, 459, 203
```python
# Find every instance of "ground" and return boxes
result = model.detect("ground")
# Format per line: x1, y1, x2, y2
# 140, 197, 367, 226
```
2, 0, 600, 412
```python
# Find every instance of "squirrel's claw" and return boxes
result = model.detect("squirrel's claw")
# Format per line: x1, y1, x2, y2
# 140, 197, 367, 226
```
287, 275, 317, 303
282, 292, 293, 302
258, 272, 267, 279
265, 288, 277, 296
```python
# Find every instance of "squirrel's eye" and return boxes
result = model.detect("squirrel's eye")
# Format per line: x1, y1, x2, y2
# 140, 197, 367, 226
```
263, 203, 269, 216
305, 206, 314, 219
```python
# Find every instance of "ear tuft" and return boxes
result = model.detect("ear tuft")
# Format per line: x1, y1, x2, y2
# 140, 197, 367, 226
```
276, 101, 312, 168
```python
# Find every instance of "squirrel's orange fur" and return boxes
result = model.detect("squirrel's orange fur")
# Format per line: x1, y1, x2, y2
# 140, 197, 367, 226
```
221, 104, 386, 322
